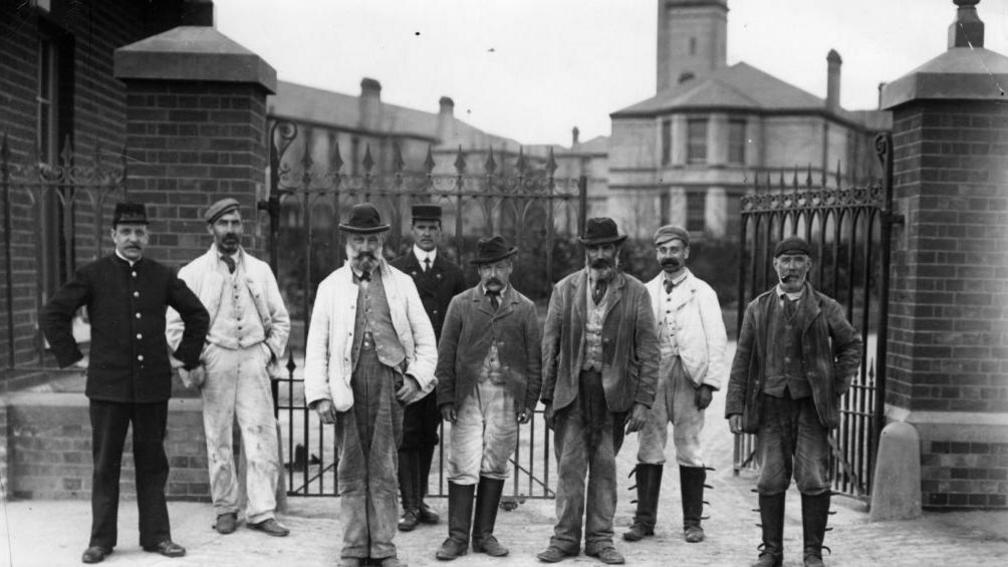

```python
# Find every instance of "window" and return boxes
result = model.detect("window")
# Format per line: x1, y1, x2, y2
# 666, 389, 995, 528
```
686, 190, 706, 232
687, 118, 707, 163
661, 119, 671, 165
728, 119, 746, 165
37, 36, 59, 163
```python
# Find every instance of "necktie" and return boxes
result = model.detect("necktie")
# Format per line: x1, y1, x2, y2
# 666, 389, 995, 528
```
424, 257, 431, 272
664, 279, 676, 294
593, 280, 607, 305
784, 297, 797, 319
487, 291, 500, 310
220, 255, 236, 274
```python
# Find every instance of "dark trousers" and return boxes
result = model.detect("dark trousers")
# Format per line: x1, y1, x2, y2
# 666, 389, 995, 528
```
756, 395, 830, 495
89, 399, 171, 549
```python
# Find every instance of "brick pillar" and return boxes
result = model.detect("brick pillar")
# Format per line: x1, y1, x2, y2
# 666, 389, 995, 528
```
880, 0, 1008, 510
113, 26, 277, 266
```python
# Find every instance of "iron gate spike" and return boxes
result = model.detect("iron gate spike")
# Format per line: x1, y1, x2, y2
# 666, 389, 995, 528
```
453, 145, 466, 174
423, 145, 435, 173
484, 146, 496, 175
332, 141, 344, 172
515, 147, 526, 174
362, 144, 374, 173
392, 141, 404, 173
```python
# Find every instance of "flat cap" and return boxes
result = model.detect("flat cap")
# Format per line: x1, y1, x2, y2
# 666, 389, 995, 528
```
653, 225, 689, 246
204, 198, 240, 224
774, 236, 813, 258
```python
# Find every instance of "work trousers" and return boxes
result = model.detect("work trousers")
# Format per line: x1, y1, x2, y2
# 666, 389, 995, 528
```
88, 399, 171, 550
756, 395, 831, 495
202, 343, 280, 523
447, 379, 517, 485
550, 370, 626, 553
338, 345, 404, 560
637, 356, 705, 467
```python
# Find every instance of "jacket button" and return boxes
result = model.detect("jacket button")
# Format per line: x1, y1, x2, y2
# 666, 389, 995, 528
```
133, 291, 139, 298
137, 355, 144, 361
131, 271, 137, 277
136, 333, 142, 340
135, 313, 141, 319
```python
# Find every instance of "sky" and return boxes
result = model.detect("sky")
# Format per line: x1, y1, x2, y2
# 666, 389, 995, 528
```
213, 0, 1008, 146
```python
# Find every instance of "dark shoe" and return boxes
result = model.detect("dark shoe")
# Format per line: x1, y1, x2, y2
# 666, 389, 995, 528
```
624, 463, 662, 542
471, 477, 506, 555
472, 534, 509, 557
752, 493, 785, 567
249, 518, 290, 537
398, 508, 420, 532
680, 465, 706, 543
81, 546, 111, 564
586, 546, 625, 565
536, 545, 577, 563
142, 540, 186, 558
214, 512, 238, 535
418, 500, 440, 524
802, 491, 831, 567
436, 536, 469, 560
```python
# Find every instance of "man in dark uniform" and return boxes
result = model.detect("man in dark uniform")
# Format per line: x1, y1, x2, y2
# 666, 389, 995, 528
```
390, 204, 466, 531
42, 203, 210, 564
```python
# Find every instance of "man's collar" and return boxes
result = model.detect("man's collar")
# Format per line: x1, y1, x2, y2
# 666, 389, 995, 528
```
481, 283, 508, 297
114, 249, 139, 267
776, 283, 806, 301
662, 269, 688, 286
413, 245, 437, 265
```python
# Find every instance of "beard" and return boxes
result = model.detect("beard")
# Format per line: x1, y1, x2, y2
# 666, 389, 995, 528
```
219, 234, 240, 251
347, 244, 379, 272
589, 257, 612, 270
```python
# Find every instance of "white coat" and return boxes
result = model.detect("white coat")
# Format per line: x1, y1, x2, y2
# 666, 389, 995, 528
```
167, 245, 291, 381
303, 259, 437, 412
645, 269, 728, 389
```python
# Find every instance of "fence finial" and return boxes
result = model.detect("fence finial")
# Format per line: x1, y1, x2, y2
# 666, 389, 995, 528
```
454, 145, 466, 174
332, 141, 344, 172
806, 164, 814, 187
516, 147, 527, 175
60, 134, 74, 168
392, 141, 405, 174
547, 147, 558, 177
362, 144, 375, 173
835, 159, 843, 188
484, 145, 496, 175
424, 145, 435, 174
792, 167, 799, 194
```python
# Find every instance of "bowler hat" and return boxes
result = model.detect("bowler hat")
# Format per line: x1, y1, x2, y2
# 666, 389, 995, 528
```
653, 224, 690, 246
578, 217, 627, 246
339, 203, 389, 234
204, 198, 241, 224
471, 235, 517, 265
112, 202, 149, 226
411, 204, 442, 222
774, 236, 813, 258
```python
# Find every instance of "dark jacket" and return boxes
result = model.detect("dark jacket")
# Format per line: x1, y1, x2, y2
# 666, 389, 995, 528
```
725, 283, 862, 433
42, 254, 210, 403
391, 251, 466, 341
436, 285, 542, 413
541, 268, 659, 414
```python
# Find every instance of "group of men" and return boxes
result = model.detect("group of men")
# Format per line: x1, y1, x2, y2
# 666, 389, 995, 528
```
42, 198, 861, 567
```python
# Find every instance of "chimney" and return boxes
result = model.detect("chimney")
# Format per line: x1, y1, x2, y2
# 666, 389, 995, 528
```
436, 96, 454, 144
949, 0, 984, 48
826, 49, 842, 111
572, 126, 580, 148
359, 77, 382, 132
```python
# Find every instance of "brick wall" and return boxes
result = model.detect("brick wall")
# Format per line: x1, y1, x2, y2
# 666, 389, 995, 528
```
887, 99, 1008, 509
0, 1, 191, 382
5, 393, 209, 501
121, 80, 269, 265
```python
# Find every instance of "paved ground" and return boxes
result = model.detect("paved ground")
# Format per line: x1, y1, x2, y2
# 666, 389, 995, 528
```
4, 379, 1008, 566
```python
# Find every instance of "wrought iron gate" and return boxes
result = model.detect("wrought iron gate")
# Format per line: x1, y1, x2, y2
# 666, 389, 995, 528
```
262, 120, 586, 500
731, 133, 897, 500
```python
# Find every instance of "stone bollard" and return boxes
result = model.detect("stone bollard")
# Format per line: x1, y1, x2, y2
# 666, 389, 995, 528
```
869, 421, 922, 521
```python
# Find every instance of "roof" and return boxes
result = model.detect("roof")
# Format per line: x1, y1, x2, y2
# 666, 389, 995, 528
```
267, 81, 520, 149
612, 62, 859, 121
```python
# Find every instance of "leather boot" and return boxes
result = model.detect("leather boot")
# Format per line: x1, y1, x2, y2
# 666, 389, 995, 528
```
802, 492, 831, 567
623, 464, 662, 542
417, 444, 439, 524
680, 466, 706, 543
436, 482, 475, 561
471, 477, 508, 556
752, 493, 785, 567
398, 450, 419, 532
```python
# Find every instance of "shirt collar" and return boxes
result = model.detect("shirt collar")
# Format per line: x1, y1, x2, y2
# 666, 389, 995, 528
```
776, 283, 805, 302
114, 249, 138, 267
212, 244, 243, 269
662, 270, 688, 287
481, 284, 508, 297
413, 245, 437, 266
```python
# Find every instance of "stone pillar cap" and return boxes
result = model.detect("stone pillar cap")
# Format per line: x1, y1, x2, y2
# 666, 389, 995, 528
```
114, 26, 277, 93
880, 47, 1008, 109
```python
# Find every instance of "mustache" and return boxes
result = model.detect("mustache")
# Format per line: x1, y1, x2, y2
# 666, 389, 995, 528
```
223, 234, 239, 242
660, 258, 680, 268
484, 277, 503, 288
354, 251, 377, 261
590, 258, 612, 270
